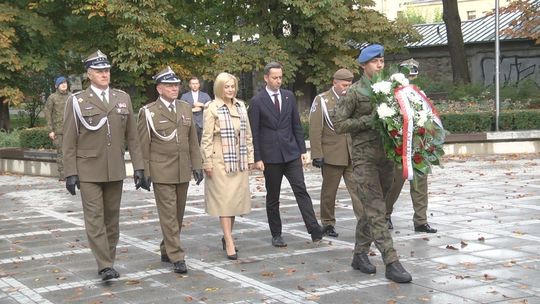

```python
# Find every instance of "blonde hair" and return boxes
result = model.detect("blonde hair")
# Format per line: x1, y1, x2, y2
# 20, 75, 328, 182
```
213, 72, 238, 100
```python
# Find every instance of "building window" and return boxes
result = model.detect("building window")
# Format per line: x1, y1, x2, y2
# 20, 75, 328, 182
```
467, 10, 476, 20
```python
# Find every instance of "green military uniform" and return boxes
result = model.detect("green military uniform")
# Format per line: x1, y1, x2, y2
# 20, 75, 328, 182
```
44, 89, 69, 179
63, 86, 144, 273
385, 167, 429, 227
332, 75, 398, 265
309, 88, 364, 225
138, 96, 202, 264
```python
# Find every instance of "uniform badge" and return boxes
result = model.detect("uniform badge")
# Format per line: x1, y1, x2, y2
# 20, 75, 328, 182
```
78, 98, 83, 103
84, 106, 94, 110
150, 112, 155, 117
118, 103, 127, 108
159, 120, 168, 123
310, 102, 317, 113
117, 109, 122, 113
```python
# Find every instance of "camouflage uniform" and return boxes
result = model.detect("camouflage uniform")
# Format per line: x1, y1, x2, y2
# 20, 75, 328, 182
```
331, 75, 398, 265
44, 89, 69, 179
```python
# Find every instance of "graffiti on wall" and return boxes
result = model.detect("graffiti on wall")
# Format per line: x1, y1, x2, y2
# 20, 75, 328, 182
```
481, 55, 540, 86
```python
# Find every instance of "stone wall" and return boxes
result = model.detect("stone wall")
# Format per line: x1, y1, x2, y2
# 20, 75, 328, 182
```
386, 40, 540, 87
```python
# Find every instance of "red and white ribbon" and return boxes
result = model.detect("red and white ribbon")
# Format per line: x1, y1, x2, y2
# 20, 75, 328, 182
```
394, 86, 414, 180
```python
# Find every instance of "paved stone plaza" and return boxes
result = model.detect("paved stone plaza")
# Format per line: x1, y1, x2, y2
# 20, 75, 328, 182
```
1, 154, 540, 303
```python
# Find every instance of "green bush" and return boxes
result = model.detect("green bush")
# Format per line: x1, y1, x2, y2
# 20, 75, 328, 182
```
18, 127, 54, 149
0, 129, 21, 148
499, 110, 540, 131
440, 112, 493, 133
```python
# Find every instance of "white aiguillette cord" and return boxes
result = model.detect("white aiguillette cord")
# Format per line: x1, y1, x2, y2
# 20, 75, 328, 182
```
144, 107, 177, 142
71, 95, 110, 135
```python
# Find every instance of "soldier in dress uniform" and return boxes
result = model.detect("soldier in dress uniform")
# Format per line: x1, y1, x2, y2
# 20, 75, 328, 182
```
62, 50, 150, 281
309, 68, 364, 238
332, 44, 412, 283
137, 66, 203, 273
44, 76, 69, 180
385, 58, 437, 234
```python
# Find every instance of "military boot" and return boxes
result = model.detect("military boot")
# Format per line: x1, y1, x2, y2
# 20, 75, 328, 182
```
385, 261, 412, 283
351, 253, 376, 274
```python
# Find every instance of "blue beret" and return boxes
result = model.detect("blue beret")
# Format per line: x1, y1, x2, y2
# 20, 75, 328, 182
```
153, 66, 181, 84
357, 44, 384, 64
54, 76, 67, 88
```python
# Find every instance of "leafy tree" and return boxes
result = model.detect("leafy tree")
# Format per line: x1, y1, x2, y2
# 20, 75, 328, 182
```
497, 0, 540, 45
181, 0, 420, 109
0, 1, 62, 130
442, 0, 471, 84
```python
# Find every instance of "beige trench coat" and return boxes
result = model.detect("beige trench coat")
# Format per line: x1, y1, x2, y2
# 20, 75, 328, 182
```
201, 98, 254, 216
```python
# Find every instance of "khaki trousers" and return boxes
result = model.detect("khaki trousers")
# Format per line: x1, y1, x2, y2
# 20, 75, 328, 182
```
80, 181, 123, 271
385, 166, 429, 227
320, 163, 363, 226
54, 135, 64, 179
153, 182, 189, 263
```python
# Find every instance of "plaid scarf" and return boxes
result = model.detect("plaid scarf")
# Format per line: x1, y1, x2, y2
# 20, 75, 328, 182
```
217, 100, 248, 173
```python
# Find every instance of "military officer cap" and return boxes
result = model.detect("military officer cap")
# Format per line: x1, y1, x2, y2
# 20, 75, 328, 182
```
333, 68, 354, 81
357, 44, 384, 64
153, 66, 181, 84
399, 58, 419, 76
83, 50, 111, 70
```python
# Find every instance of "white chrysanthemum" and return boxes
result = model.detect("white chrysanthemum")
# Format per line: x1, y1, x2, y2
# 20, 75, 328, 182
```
390, 73, 410, 86
371, 81, 392, 95
377, 103, 396, 118
416, 109, 429, 127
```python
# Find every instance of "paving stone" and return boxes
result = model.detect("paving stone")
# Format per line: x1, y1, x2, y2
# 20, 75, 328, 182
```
1, 155, 540, 303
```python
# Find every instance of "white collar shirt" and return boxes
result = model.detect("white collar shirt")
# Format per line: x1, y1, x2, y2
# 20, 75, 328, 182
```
90, 85, 110, 104
265, 87, 281, 110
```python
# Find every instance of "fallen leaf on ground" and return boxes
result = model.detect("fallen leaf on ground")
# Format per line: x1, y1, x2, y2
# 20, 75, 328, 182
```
445, 245, 458, 250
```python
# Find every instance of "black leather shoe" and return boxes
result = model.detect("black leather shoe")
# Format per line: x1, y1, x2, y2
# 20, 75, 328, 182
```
351, 253, 376, 274
272, 235, 287, 247
227, 253, 238, 260
385, 261, 412, 283
222, 237, 238, 252
173, 260, 187, 273
161, 254, 171, 263
387, 218, 394, 230
414, 223, 437, 233
99, 267, 120, 281
311, 226, 324, 242
324, 225, 339, 238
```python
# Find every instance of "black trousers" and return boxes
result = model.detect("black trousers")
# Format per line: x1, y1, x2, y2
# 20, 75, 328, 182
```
263, 158, 320, 237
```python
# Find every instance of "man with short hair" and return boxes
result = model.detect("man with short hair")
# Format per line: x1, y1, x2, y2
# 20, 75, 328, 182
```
248, 61, 324, 248
180, 76, 212, 144
62, 50, 149, 281
385, 58, 437, 234
44, 76, 69, 180
332, 44, 412, 283
138, 66, 203, 274
309, 68, 364, 238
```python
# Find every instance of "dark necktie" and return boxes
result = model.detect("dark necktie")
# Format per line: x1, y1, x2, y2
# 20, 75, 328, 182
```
169, 103, 175, 113
273, 93, 280, 113
101, 91, 108, 105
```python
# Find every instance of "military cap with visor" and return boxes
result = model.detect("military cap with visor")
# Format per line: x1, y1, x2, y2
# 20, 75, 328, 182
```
153, 66, 181, 84
83, 50, 111, 70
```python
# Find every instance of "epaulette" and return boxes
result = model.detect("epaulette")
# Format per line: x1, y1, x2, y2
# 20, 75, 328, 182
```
112, 88, 128, 95
177, 99, 190, 106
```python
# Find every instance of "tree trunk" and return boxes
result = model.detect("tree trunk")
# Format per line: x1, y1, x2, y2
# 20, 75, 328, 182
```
0, 98, 11, 131
442, 0, 471, 84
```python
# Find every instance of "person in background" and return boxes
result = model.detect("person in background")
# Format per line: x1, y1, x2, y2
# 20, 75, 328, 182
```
44, 76, 69, 181
180, 76, 212, 144
62, 50, 149, 281
248, 61, 324, 248
201, 72, 254, 260
138, 66, 203, 273
332, 44, 412, 283
385, 58, 437, 234
309, 68, 364, 238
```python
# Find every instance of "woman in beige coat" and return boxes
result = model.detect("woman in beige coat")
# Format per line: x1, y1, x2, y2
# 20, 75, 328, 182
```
201, 72, 255, 260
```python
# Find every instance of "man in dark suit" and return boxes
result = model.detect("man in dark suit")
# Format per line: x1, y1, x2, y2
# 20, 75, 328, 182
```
248, 61, 324, 247
180, 76, 212, 144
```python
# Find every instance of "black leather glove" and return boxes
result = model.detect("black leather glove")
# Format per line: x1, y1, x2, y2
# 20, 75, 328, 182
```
312, 158, 324, 168
193, 169, 204, 185
134, 170, 150, 191
66, 175, 80, 195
